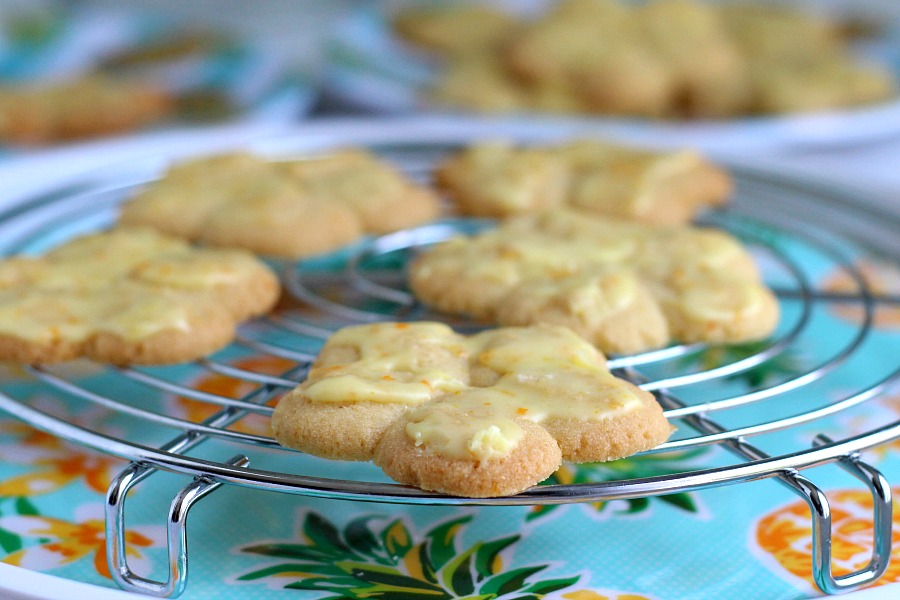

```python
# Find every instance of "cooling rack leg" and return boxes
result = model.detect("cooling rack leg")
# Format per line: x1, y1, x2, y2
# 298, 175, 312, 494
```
784, 440, 892, 595
649, 382, 895, 596
105, 455, 250, 598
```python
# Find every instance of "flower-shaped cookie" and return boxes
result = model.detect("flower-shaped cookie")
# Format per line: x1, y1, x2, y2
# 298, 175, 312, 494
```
119, 150, 442, 258
272, 322, 671, 497
410, 209, 780, 355
436, 140, 732, 225
0, 227, 279, 364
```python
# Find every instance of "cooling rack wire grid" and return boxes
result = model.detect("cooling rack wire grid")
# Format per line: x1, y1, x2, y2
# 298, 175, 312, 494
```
0, 138, 897, 597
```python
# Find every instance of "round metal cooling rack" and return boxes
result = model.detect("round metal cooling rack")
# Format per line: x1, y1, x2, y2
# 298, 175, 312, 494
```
0, 128, 898, 597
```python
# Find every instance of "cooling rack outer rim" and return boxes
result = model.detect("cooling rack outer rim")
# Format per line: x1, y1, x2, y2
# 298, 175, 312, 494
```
1, 387, 899, 506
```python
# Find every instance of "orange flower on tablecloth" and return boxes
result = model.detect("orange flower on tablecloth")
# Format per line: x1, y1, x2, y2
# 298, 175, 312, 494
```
754, 487, 900, 589
0, 504, 164, 579
171, 356, 297, 435
0, 419, 60, 449
820, 260, 900, 329
0, 417, 124, 497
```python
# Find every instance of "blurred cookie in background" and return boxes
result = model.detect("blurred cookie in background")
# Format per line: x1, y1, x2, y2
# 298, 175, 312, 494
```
392, 0, 896, 118
0, 3, 313, 146
0, 75, 173, 145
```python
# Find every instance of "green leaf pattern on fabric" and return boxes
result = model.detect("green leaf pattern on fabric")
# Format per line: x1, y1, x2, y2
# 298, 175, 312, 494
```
239, 511, 581, 598
0, 496, 42, 554
529, 448, 710, 522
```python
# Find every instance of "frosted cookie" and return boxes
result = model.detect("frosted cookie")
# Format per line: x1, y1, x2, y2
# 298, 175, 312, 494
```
272, 322, 671, 497
0, 76, 172, 145
409, 209, 779, 355
0, 227, 279, 365
436, 140, 731, 225
119, 150, 442, 258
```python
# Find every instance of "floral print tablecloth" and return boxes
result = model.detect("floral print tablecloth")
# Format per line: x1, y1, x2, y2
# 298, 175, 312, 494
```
0, 2, 898, 596
0, 255, 897, 600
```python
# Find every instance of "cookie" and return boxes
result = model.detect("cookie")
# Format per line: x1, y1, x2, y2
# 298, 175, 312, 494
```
502, 0, 676, 117
428, 52, 561, 114
0, 227, 279, 365
392, 4, 519, 56
719, 4, 895, 114
409, 209, 780, 355
0, 76, 172, 145
747, 55, 895, 114
401, 0, 895, 117
435, 140, 731, 225
119, 150, 442, 258
272, 322, 672, 497
635, 0, 750, 118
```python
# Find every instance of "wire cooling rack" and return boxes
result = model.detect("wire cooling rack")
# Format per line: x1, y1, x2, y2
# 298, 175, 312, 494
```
0, 126, 897, 597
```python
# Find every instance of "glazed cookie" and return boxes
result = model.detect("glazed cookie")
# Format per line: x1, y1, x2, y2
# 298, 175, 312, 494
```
272, 322, 671, 497
409, 209, 780, 355
0, 76, 172, 145
435, 140, 731, 225
0, 227, 279, 365
119, 150, 442, 258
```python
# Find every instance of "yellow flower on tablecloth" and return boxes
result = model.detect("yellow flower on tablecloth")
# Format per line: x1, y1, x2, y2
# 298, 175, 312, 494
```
171, 355, 296, 435
0, 504, 164, 579
0, 453, 122, 497
820, 260, 900, 329
754, 488, 900, 589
